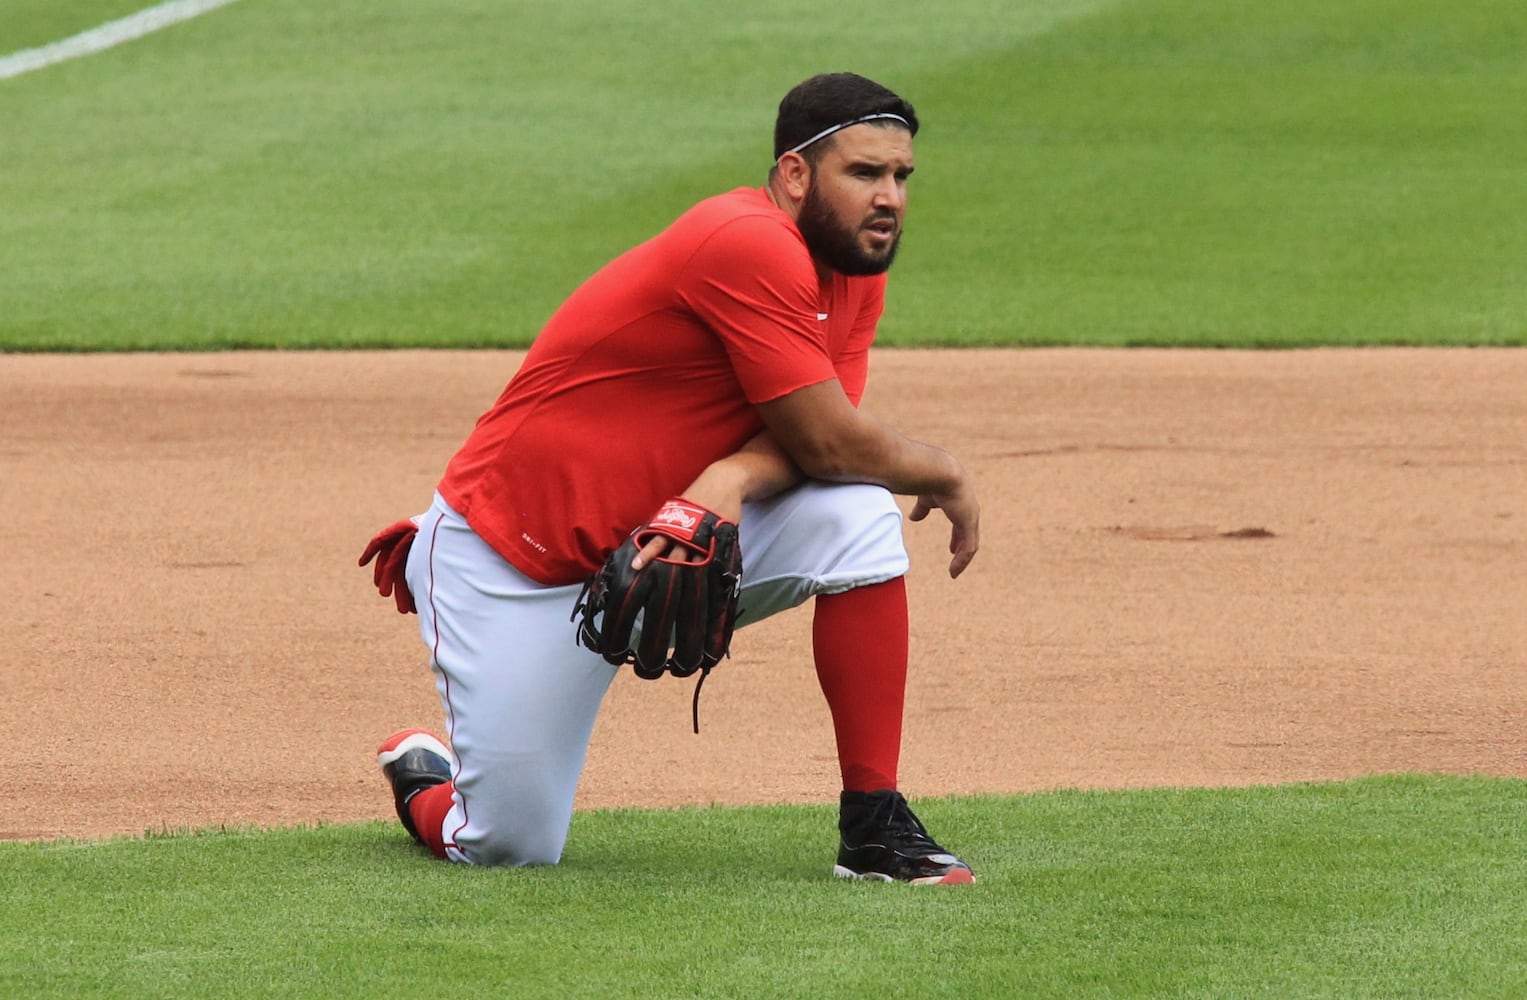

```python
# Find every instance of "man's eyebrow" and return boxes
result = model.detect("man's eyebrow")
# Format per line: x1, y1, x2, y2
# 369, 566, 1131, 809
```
843, 157, 916, 174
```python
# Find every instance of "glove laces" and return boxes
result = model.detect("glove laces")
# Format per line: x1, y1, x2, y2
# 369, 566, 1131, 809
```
690, 666, 711, 735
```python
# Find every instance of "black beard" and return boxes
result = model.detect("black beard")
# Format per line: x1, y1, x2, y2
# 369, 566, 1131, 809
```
796, 183, 901, 276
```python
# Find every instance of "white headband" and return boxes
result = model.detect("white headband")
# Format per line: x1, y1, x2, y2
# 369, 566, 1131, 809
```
781, 112, 911, 157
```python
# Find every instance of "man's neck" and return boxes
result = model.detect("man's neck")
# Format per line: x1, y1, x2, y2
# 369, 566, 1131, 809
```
763, 178, 834, 283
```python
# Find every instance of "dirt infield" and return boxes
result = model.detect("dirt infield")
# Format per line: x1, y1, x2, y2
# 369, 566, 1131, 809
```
3, 349, 1522, 842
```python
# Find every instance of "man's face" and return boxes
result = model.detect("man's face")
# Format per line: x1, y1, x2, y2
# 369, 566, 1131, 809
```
795, 124, 915, 276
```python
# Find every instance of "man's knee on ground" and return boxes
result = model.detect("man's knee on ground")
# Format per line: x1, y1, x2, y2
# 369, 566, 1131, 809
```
450, 774, 575, 868
460, 824, 566, 868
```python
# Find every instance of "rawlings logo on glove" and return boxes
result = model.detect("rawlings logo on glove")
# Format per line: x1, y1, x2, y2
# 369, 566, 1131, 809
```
571, 497, 743, 685
652, 500, 702, 532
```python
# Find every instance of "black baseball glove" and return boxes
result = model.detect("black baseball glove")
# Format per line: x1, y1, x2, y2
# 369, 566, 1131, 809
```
572, 497, 743, 681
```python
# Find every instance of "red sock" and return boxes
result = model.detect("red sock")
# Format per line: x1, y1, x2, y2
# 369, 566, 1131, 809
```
407, 780, 457, 859
812, 577, 908, 793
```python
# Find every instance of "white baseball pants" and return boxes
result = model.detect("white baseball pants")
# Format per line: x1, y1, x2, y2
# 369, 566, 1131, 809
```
404, 482, 909, 866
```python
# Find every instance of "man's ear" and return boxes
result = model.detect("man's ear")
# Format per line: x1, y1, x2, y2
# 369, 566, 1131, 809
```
775, 152, 813, 202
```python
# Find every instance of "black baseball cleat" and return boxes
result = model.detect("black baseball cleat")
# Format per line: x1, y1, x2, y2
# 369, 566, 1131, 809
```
833, 789, 975, 885
376, 728, 453, 844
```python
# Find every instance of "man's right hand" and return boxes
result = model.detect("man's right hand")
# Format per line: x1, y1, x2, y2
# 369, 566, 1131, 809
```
909, 484, 980, 578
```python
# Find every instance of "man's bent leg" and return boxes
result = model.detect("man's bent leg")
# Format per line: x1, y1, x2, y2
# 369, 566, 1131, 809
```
735, 481, 909, 622
813, 578, 908, 792
408, 494, 618, 866
734, 482, 973, 884
735, 481, 911, 789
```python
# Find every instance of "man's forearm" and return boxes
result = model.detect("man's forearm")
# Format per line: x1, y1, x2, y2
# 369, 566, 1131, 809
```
680, 431, 803, 524
757, 380, 965, 499
729, 431, 806, 500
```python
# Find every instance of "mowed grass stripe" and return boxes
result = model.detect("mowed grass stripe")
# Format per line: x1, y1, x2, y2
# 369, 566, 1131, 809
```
883, 0, 1527, 345
0, 0, 244, 81
12, 0, 1527, 349
0, 1, 157, 54
0, 0, 1120, 350
3, 777, 1524, 998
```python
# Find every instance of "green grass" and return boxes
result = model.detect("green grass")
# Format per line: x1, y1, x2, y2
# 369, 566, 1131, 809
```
894, 0, 1527, 346
0, 0, 151, 53
3, 5, 1522, 993
4, 776, 1524, 998
0, 0, 1119, 351
2, 0, 1523, 350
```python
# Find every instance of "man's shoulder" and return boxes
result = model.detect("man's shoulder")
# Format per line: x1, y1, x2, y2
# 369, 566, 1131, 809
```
660, 187, 808, 276
688, 186, 781, 219
674, 187, 799, 242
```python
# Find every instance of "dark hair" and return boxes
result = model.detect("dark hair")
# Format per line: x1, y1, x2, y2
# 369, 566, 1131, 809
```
772, 72, 919, 162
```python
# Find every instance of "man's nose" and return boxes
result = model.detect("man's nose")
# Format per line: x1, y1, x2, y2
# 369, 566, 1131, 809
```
872, 177, 906, 212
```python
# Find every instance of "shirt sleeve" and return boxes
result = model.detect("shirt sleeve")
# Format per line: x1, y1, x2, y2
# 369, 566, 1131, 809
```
677, 214, 839, 404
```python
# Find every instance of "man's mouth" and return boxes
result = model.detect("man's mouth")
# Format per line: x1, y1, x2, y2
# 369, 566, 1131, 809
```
864, 216, 898, 241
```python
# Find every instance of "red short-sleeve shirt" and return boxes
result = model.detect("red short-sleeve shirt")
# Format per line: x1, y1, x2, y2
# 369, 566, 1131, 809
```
438, 187, 886, 584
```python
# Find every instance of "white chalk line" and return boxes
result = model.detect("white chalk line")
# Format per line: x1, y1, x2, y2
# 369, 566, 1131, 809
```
0, 0, 243, 82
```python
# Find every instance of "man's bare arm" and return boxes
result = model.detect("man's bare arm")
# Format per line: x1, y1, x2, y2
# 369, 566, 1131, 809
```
681, 432, 804, 523
757, 379, 979, 577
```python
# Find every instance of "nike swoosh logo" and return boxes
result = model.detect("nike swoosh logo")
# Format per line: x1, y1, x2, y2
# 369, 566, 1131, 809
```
817, 312, 829, 321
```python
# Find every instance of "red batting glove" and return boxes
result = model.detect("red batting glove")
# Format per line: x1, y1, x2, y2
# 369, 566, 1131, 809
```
358, 519, 419, 614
